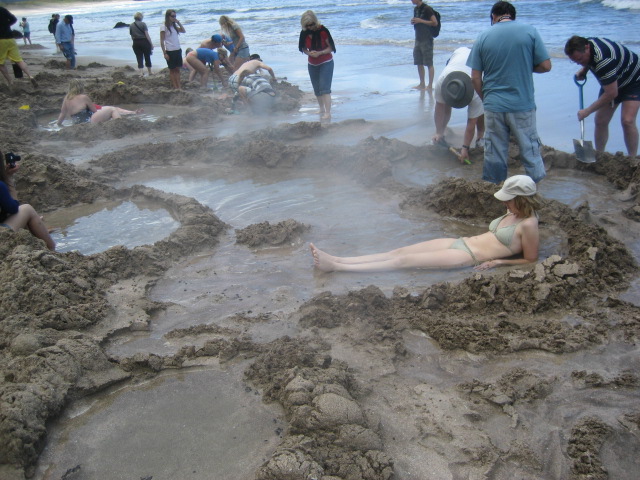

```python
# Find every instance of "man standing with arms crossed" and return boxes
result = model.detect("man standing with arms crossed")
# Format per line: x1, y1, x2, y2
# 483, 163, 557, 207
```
410, 0, 437, 91
467, 1, 551, 184
565, 36, 640, 159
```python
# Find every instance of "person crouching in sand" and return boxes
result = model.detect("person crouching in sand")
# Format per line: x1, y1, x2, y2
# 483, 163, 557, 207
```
57, 79, 143, 126
310, 175, 540, 272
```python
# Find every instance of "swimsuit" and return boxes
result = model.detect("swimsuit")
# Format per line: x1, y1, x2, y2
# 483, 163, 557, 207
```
71, 108, 93, 124
449, 237, 478, 264
489, 213, 522, 252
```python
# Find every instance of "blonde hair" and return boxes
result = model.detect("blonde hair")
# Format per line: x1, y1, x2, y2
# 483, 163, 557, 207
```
219, 15, 238, 35
300, 10, 319, 29
513, 194, 541, 218
66, 79, 85, 100
134, 12, 143, 21
217, 48, 228, 59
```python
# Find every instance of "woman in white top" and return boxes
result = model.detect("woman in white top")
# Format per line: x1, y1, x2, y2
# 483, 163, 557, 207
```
160, 9, 185, 89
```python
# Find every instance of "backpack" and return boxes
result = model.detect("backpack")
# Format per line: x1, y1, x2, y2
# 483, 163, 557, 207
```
48, 19, 56, 34
430, 9, 441, 38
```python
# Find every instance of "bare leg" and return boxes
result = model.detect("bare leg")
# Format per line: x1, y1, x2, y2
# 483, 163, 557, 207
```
316, 95, 325, 115
620, 100, 640, 157
593, 102, 617, 152
17, 61, 37, 87
427, 65, 434, 91
309, 239, 471, 272
321, 94, 331, 120
5, 204, 55, 250
0, 64, 11, 85
413, 65, 426, 90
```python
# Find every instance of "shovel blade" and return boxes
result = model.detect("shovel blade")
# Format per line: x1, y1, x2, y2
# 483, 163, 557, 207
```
573, 138, 597, 164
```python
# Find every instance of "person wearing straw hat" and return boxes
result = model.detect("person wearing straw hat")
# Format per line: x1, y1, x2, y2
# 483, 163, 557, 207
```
432, 47, 485, 164
310, 175, 540, 272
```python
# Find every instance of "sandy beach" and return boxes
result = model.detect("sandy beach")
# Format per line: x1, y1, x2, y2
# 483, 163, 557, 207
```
1, 37, 640, 480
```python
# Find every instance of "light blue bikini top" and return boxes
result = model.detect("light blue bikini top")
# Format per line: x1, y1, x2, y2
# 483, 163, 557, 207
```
489, 213, 522, 251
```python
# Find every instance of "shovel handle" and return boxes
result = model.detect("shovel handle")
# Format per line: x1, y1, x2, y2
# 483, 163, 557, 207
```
574, 75, 587, 109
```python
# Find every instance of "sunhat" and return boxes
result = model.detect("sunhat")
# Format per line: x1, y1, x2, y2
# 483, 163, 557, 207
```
494, 175, 537, 201
441, 71, 474, 109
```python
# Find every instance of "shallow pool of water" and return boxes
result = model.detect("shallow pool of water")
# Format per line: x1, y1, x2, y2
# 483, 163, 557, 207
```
48, 200, 179, 254
34, 365, 284, 480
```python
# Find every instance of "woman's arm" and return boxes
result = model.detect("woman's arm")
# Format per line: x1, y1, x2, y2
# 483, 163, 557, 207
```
233, 27, 245, 55
175, 20, 185, 34
56, 98, 68, 126
160, 30, 166, 56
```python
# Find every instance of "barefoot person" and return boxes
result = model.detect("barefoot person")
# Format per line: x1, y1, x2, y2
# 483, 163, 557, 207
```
56, 79, 143, 126
310, 175, 540, 272
160, 9, 185, 89
0, 153, 55, 251
299, 10, 335, 120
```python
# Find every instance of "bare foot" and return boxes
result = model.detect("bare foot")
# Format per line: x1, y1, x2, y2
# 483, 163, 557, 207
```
320, 113, 331, 121
309, 243, 335, 272
135, 108, 144, 114
412, 84, 427, 90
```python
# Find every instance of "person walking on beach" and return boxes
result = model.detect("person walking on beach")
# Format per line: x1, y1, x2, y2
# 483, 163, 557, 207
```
432, 47, 484, 164
219, 16, 250, 71
160, 9, 185, 90
564, 36, 640, 158
55, 15, 76, 70
56, 79, 143, 126
19, 18, 31, 45
130, 12, 153, 77
411, 0, 437, 91
299, 10, 336, 121
310, 175, 540, 272
467, 1, 550, 184
0, 7, 37, 87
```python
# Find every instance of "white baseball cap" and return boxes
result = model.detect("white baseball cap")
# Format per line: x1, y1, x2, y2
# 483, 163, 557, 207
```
494, 175, 537, 201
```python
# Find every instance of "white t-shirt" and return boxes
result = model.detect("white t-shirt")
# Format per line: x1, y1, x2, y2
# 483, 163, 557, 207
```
434, 47, 484, 119
160, 24, 181, 51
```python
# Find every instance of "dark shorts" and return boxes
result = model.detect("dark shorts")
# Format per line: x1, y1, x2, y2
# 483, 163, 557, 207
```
166, 49, 182, 69
599, 81, 640, 105
413, 38, 433, 66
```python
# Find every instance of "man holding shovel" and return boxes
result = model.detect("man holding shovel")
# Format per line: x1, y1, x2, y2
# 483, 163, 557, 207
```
565, 36, 640, 158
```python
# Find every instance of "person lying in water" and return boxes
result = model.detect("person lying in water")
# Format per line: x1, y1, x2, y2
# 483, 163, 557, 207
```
310, 175, 541, 272
56, 79, 143, 126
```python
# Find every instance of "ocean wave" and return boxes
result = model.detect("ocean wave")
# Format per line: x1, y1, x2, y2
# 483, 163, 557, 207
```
602, 0, 640, 9
360, 14, 395, 30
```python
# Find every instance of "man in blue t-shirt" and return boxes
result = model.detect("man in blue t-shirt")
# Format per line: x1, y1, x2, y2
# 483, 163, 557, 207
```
565, 36, 640, 158
467, 1, 551, 184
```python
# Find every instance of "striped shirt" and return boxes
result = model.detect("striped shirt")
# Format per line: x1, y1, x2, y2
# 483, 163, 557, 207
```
588, 37, 640, 89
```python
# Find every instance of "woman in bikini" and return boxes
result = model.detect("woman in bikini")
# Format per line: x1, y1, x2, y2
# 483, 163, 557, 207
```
310, 175, 540, 272
57, 79, 143, 126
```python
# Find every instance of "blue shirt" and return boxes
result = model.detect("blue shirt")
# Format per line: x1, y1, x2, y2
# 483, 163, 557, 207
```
55, 21, 74, 43
587, 37, 640, 89
467, 21, 549, 113
196, 48, 219, 64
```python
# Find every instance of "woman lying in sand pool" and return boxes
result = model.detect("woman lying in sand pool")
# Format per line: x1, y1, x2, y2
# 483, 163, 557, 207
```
56, 79, 143, 126
310, 175, 541, 272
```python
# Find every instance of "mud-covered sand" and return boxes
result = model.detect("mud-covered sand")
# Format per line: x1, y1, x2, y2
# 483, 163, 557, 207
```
1, 45, 640, 480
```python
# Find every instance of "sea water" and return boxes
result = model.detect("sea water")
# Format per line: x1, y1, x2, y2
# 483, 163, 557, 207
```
11, 0, 640, 153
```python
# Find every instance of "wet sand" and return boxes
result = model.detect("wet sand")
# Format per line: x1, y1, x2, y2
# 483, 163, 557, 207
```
1, 44, 640, 480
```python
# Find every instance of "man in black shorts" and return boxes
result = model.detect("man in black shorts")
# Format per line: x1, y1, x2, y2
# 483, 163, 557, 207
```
565, 36, 640, 158
410, 0, 437, 91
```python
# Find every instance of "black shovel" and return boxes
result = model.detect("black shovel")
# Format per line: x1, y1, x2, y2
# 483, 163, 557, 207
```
573, 76, 596, 163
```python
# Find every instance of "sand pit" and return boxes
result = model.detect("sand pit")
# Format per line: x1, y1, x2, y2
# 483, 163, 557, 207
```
1, 46, 639, 480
